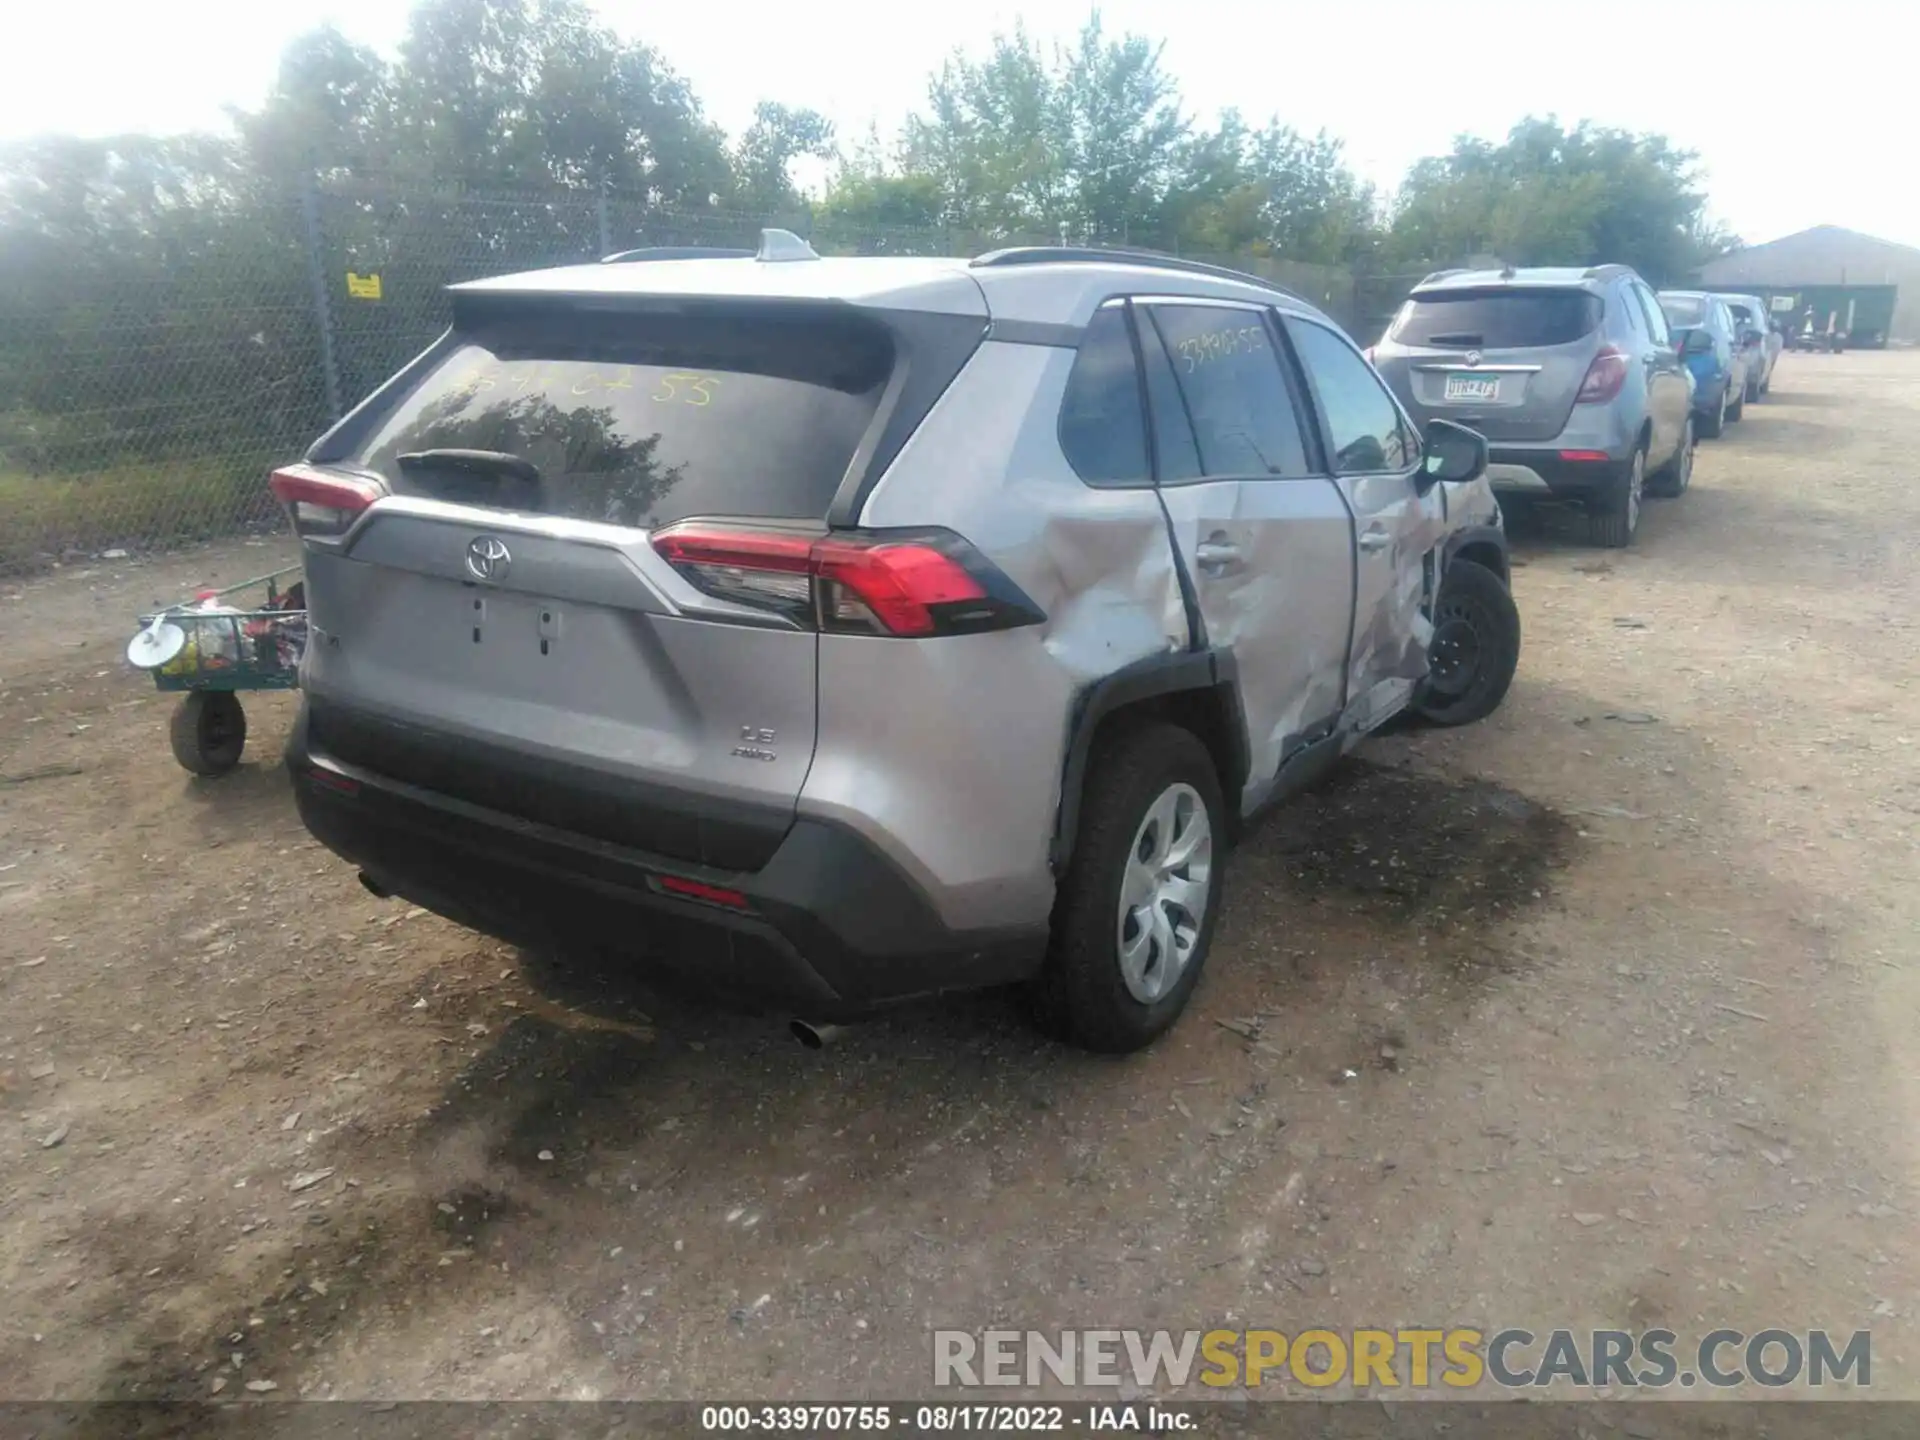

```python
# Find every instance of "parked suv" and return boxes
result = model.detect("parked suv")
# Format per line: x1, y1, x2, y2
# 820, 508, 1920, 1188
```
275, 234, 1520, 1052
1371, 265, 1694, 547
1714, 292, 1781, 400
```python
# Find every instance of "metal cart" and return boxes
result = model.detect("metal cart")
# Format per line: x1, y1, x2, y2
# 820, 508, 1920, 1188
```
126, 566, 307, 776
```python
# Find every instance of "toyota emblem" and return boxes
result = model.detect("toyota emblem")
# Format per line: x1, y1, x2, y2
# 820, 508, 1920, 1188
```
1464, 350, 1483, 368
465, 535, 511, 582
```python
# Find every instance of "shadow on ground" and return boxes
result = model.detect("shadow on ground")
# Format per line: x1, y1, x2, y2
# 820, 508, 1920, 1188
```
80, 753, 1589, 1404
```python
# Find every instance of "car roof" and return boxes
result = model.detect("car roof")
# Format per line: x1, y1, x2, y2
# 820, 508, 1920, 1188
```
450, 239, 1333, 332
1656, 290, 1719, 302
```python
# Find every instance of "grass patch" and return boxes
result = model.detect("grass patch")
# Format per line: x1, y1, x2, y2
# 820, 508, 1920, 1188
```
0, 456, 282, 571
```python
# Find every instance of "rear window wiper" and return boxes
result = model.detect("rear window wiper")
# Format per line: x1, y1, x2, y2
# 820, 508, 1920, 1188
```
396, 449, 541, 485
1423, 332, 1484, 347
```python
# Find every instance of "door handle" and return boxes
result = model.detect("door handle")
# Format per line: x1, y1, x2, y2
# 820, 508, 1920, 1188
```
1194, 538, 1242, 574
1358, 529, 1392, 553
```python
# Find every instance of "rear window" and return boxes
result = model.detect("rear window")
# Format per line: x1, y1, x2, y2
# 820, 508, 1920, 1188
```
1724, 300, 1759, 325
356, 305, 893, 528
1658, 295, 1709, 327
1390, 289, 1603, 348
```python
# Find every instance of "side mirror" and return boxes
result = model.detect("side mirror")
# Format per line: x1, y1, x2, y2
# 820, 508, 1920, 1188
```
1420, 418, 1488, 489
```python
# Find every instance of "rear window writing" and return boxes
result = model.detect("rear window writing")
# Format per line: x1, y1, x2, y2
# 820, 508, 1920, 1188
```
1391, 289, 1604, 348
357, 306, 892, 528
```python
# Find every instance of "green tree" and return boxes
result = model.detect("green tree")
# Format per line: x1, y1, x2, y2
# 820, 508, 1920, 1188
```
235, 27, 393, 184
730, 102, 836, 217
247, 0, 735, 201
871, 17, 1374, 261
891, 15, 1188, 244
1387, 117, 1715, 281
816, 131, 950, 251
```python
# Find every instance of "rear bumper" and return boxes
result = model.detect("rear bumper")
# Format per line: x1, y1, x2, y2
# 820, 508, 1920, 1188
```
1484, 447, 1628, 501
286, 703, 1047, 1019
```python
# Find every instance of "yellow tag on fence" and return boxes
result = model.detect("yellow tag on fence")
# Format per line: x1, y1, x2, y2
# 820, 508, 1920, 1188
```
346, 272, 383, 300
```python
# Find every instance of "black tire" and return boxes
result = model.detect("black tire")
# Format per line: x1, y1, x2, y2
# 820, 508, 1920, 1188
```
1727, 385, 1745, 422
1699, 386, 1726, 439
1587, 445, 1644, 549
1746, 374, 1763, 403
1413, 559, 1521, 728
169, 690, 247, 776
1647, 416, 1694, 498
1033, 722, 1226, 1053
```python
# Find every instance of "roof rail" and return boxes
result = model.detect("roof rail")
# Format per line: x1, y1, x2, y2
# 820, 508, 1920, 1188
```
597, 229, 821, 265
1417, 268, 1469, 286
970, 246, 1303, 300
1583, 262, 1634, 281
600, 246, 753, 264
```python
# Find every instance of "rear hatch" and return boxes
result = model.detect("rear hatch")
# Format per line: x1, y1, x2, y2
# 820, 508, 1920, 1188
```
295, 296, 916, 870
1380, 286, 1604, 442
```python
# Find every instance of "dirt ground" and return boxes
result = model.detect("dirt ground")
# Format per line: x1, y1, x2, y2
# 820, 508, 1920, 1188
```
2, 353, 1916, 1407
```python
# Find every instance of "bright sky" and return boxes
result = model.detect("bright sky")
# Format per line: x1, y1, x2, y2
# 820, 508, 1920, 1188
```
5, 0, 1912, 250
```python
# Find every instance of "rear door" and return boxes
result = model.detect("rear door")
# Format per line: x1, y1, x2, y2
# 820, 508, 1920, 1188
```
1384, 287, 1604, 441
1286, 315, 1446, 729
298, 298, 913, 869
1131, 300, 1355, 806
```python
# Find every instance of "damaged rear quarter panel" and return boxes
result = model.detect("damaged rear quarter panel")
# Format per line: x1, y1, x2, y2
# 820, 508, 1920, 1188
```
804, 341, 1187, 932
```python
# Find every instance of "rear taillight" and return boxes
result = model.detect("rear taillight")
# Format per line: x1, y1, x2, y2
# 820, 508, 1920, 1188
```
269, 464, 383, 539
1575, 346, 1629, 404
651, 522, 1045, 638
649, 874, 751, 911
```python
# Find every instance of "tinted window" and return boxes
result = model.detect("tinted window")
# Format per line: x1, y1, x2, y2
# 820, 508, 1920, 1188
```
1146, 306, 1308, 477
1291, 320, 1416, 475
1135, 312, 1202, 483
359, 305, 891, 527
1659, 294, 1709, 326
1390, 289, 1603, 348
1058, 305, 1150, 486
1725, 299, 1760, 327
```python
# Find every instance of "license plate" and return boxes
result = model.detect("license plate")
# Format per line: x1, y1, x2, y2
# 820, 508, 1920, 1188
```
1443, 375, 1500, 402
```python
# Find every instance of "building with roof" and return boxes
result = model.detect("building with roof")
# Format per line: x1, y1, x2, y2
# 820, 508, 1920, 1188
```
1697, 226, 1920, 345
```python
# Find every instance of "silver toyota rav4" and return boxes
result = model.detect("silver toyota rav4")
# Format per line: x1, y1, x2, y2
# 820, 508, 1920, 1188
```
276, 233, 1521, 1052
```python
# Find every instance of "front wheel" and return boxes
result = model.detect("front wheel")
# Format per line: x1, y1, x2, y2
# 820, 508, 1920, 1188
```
1727, 385, 1745, 422
1413, 559, 1521, 727
1034, 722, 1226, 1053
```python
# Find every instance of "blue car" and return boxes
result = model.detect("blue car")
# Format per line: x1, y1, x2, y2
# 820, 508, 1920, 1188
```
1657, 291, 1750, 438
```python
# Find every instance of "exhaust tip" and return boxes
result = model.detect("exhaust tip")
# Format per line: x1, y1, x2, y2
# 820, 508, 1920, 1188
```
789, 1020, 845, 1050
358, 872, 392, 900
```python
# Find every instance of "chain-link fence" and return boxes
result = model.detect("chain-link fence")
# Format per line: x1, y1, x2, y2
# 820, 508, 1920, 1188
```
0, 173, 1415, 573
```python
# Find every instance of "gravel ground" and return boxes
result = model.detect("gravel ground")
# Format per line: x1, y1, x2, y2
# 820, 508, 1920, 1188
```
0, 351, 1915, 1406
